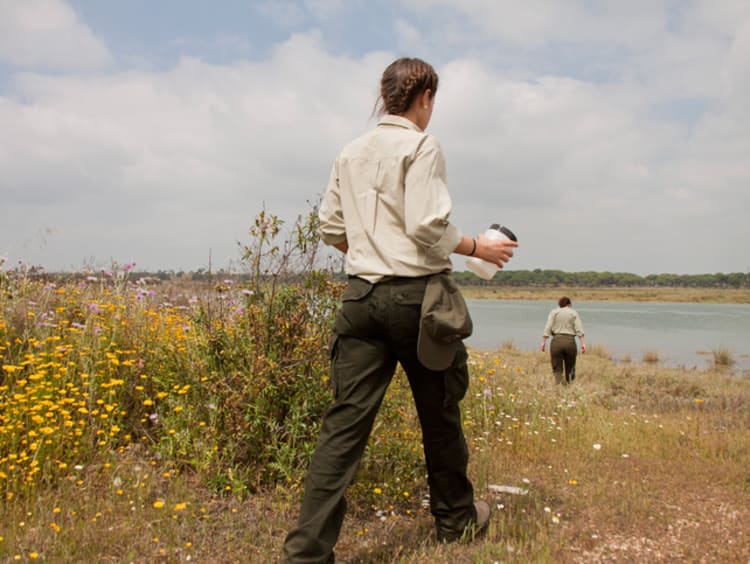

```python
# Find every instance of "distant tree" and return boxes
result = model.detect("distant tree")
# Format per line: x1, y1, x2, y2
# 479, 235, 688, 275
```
454, 269, 746, 288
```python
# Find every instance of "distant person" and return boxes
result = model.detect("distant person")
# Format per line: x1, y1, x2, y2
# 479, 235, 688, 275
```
282, 57, 518, 563
541, 297, 586, 385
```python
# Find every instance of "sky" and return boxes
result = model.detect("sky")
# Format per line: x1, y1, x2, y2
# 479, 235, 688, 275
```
1, 0, 749, 275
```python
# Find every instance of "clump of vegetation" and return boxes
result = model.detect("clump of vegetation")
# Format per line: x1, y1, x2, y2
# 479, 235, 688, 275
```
587, 344, 613, 360
711, 346, 736, 369
642, 350, 661, 364
500, 338, 517, 351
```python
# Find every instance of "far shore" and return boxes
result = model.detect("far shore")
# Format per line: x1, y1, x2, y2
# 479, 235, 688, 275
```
459, 285, 750, 304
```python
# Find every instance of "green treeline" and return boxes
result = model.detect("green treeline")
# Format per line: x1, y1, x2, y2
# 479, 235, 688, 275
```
452, 269, 750, 288
32, 268, 748, 289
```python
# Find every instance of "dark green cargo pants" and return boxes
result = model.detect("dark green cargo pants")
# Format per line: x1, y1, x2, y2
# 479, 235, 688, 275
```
282, 276, 477, 563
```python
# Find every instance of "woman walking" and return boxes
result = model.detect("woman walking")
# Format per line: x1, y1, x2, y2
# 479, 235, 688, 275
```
282, 57, 518, 563
541, 297, 586, 385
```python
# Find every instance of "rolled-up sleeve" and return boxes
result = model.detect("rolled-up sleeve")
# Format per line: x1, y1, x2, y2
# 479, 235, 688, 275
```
403, 136, 462, 259
318, 161, 347, 246
574, 314, 585, 338
543, 311, 555, 337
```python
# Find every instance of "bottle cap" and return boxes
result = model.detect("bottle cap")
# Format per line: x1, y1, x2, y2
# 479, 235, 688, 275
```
499, 226, 517, 242
489, 224, 518, 242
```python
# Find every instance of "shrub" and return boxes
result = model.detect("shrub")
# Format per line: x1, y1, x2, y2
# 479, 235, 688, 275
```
642, 350, 660, 364
711, 347, 735, 369
587, 344, 613, 360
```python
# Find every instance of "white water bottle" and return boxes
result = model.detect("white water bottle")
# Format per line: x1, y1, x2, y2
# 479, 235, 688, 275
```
465, 224, 518, 280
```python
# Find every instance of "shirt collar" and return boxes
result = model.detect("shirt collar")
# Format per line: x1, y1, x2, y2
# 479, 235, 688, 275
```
378, 114, 423, 132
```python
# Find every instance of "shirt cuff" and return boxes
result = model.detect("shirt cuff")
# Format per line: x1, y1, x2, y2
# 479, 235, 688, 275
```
427, 224, 462, 260
319, 231, 347, 247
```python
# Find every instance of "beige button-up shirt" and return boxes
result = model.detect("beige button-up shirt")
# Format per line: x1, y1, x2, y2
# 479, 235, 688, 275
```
319, 115, 463, 283
543, 306, 585, 338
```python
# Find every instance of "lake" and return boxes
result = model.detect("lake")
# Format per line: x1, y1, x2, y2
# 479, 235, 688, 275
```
465, 299, 750, 375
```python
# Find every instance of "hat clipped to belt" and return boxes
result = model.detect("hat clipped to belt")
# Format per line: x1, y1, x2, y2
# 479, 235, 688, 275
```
417, 274, 473, 371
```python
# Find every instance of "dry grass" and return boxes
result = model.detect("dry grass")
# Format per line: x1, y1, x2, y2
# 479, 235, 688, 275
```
3, 350, 749, 562
642, 350, 661, 364
586, 344, 613, 360
712, 346, 736, 369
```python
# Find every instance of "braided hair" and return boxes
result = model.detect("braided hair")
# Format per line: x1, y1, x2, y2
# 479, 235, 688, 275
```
374, 57, 439, 116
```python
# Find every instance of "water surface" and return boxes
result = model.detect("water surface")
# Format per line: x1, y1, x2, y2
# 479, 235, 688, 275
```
465, 299, 750, 374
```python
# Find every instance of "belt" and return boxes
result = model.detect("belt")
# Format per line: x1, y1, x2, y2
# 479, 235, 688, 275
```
348, 273, 437, 285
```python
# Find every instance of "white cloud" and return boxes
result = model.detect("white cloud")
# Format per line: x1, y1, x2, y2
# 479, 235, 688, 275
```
405, 0, 669, 46
0, 32, 392, 270
395, 18, 423, 50
256, 0, 352, 28
303, 0, 348, 19
434, 61, 655, 202
424, 46, 749, 273
684, 1, 750, 35
255, 1, 308, 28
404, 1, 749, 101
723, 19, 750, 107
0, 0, 112, 70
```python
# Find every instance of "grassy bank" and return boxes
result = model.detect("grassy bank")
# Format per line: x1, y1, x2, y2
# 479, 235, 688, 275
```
2, 345, 748, 562
460, 285, 750, 303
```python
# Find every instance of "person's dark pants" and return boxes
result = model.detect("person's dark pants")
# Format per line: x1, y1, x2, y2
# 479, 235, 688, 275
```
282, 276, 477, 563
550, 334, 577, 385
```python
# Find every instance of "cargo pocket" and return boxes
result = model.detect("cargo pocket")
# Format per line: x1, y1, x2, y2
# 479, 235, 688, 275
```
444, 346, 469, 406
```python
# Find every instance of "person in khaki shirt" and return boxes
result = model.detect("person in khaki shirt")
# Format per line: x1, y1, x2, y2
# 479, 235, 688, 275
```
318, 113, 461, 282
541, 296, 586, 385
283, 57, 517, 563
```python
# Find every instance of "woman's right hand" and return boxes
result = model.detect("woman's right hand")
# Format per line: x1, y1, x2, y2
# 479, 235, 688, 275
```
475, 234, 518, 267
